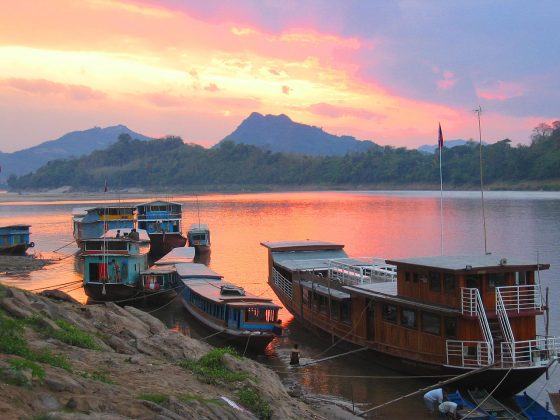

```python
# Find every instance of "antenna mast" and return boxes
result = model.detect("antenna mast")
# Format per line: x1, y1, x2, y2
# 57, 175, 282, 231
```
474, 106, 488, 254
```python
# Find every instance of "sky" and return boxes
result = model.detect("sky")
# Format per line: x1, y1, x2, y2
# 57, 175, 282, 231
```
1, 0, 559, 152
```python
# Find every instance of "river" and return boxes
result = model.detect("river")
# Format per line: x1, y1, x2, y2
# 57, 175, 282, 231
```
1, 190, 559, 418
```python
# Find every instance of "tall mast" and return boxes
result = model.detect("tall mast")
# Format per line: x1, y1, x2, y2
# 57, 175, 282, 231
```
474, 106, 488, 254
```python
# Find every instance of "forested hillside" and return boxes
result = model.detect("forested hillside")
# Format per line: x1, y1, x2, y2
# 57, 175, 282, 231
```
8, 122, 560, 191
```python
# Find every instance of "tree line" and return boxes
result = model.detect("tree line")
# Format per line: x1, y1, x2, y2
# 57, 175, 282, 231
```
8, 122, 560, 191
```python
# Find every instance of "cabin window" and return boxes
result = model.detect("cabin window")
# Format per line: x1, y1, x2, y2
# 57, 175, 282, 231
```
444, 318, 457, 338
413, 273, 419, 283
405, 272, 411, 282
330, 300, 340, 320
382, 304, 397, 324
401, 308, 417, 329
444, 274, 456, 293
466, 275, 481, 289
488, 273, 507, 290
86, 242, 103, 251
515, 271, 529, 285
421, 312, 441, 335
107, 242, 127, 251
340, 302, 351, 324
429, 272, 441, 292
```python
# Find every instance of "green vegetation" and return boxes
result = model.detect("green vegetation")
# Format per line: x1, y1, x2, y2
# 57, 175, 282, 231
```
137, 393, 169, 404
238, 386, 272, 420
7, 121, 560, 191
26, 316, 99, 350
79, 368, 113, 384
9, 358, 45, 382
179, 347, 249, 385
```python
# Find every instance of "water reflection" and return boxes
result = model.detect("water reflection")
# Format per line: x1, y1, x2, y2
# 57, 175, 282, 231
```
1, 191, 559, 417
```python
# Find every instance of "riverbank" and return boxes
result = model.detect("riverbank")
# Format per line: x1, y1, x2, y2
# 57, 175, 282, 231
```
0, 255, 51, 274
0, 285, 360, 419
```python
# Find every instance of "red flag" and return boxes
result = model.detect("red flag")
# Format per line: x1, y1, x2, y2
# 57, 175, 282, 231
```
438, 123, 444, 149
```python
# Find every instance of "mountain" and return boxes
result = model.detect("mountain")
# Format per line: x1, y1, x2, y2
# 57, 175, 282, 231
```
418, 139, 487, 154
219, 112, 379, 156
0, 125, 152, 182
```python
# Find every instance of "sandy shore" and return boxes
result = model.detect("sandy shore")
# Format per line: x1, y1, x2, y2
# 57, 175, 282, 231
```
0, 255, 52, 274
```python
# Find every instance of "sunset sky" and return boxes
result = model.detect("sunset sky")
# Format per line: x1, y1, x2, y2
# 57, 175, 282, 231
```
1, 0, 558, 152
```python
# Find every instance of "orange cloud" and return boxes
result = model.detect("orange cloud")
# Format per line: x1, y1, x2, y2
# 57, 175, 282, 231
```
0, 78, 106, 101
308, 103, 383, 120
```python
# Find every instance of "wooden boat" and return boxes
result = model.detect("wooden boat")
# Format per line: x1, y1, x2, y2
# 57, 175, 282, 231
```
82, 234, 148, 302
153, 246, 195, 266
179, 263, 282, 352
140, 265, 183, 303
468, 389, 525, 419
261, 240, 560, 395
515, 392, 559, 419
0, 225, 34, 254
187, 223, 211, 252
135, 201, 187, 259
447, 390, 494, 419
72, 206, 135, 246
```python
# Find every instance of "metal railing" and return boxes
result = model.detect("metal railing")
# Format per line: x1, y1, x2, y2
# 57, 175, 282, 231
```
272, 268, 292, 298
460, 288, 494, 363
328, 258, 397, 285
446, 340, 492, 367
496, 285, 543, 312
496, 288, 516, 361
500, 336, 560, 367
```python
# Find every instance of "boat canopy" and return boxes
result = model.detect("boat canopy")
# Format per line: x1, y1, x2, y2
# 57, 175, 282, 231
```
261, 240, 344, 252
186, 279, 273, 303
176, 263, 222, 280
188, 223, 209, 233
154, 247, 195, 265
270, 249, 348, 271
386, 255, 549, 272
141, 265, 177, 275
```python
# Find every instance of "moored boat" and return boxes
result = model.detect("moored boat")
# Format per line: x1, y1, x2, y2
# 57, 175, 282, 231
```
261, 240, 560, 394
153, 246, 195, 266
140, 265, 183, 303
82, 234, 148, 302
135, 200, 187, 259
514, 392, 559, 420
447, 390, 494, 419
187, 223, 211, 253
0, 225, 34, 255
179, 263, 282, 352
72, 206, 135, 246
468, 388, 525, 419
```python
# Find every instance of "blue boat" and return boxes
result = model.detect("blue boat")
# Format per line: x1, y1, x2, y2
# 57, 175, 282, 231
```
178, 263, 283, 352
82, 234, 148, 302
135, 201, 187, 258
0, 224, 34, 255
447, 390, 494, 419
515, 392, 559, 420
187, 223, 211, 252
72, 206, 135, 246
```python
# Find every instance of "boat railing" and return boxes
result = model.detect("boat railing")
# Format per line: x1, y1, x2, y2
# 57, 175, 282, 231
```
446, 340, 493, 367
271, 267, 293, 298
496, 288, 516, 362
328, 258, 397, 285
495, 285, 543, 312
461, 288, 494, 362
500, 336, 560, 367
137, 212, 182, 220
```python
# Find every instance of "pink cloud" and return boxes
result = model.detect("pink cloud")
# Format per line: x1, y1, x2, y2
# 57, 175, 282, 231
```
308, 103, 383, 120
0, 78, 106, 101
437, 71, 457, 90
142, 92, 186, 107
477, 81, 526, 101
204, 83, 219, 92
282, 85, 291, 95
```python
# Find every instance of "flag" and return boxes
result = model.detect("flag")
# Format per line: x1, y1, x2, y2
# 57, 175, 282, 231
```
438, 123, 444, 149
104, 179, 108, 192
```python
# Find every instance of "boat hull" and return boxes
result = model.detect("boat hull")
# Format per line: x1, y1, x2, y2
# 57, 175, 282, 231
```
181, 300, 275, 353
273, 283, 547, 395
148, 232, 187, 259
84, 282, 141, 303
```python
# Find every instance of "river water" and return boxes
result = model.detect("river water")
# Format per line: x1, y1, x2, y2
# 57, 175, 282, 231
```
1, 191, 559, 418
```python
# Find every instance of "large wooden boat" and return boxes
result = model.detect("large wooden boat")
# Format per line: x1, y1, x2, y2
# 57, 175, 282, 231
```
179, 263, 283, 352
135, 201, 187, 259
0, 225, 34, 254
72, 206, 135, 246
82, 234, 148, 302
261, 240, 560, 394
140, 265, 183, 303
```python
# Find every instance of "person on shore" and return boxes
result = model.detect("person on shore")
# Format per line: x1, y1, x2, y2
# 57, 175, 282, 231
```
423, 388, 445, 415
290, 344, 300, 365
439, 401, 462, 419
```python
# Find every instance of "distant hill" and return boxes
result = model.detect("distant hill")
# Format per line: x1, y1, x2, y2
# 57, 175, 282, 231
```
418, 139, 488, 154
0, 125, 152, 182
219, 112, 379, 156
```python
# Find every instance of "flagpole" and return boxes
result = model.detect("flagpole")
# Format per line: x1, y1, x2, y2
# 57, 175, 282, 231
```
474, 106, 488, 254
438, 123, 444, 256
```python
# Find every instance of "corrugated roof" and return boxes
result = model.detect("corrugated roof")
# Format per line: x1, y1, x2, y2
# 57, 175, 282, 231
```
176, 263, 222, 279
271, 249, 348, 271
135, 200, 182, 207
154, 247, 195, 265
188, 223, 209, 232
386, 255, 549, 271
186, 279, 274, 303
261, 240, 344, 252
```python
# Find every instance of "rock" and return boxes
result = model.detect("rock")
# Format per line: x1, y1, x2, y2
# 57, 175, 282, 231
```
0, 297, 34, 318
44, 371, 84, 393
124, 306, 168, 334
141, 399, 185, 420
106, 335, 136, 354
9, 287, 32, 305
32, 393, 61, 411
66, 397, 78, 409
39, 289, 81, 304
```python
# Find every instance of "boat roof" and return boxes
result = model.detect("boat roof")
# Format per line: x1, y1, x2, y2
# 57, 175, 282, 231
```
186, 279, 279, 306
269, 249, 349, 271
386, 255, 549, 272
0, 224, 31, 229
136, 200, 182, 207
102, 228, 150, 242
188, 223, 209, 231
72, 205, 135, 214
175, 263, 222, 279
141, 265, 176, 275
154, 247, 195, 265
261, 240, 345, 252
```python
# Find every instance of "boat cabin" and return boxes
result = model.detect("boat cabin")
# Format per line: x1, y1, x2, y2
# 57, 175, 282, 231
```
140, 265, 181, 292
136, 200, 183, 234
0, 224, 34, 254
187, 223, 211, 247
72, 206, 135, 245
